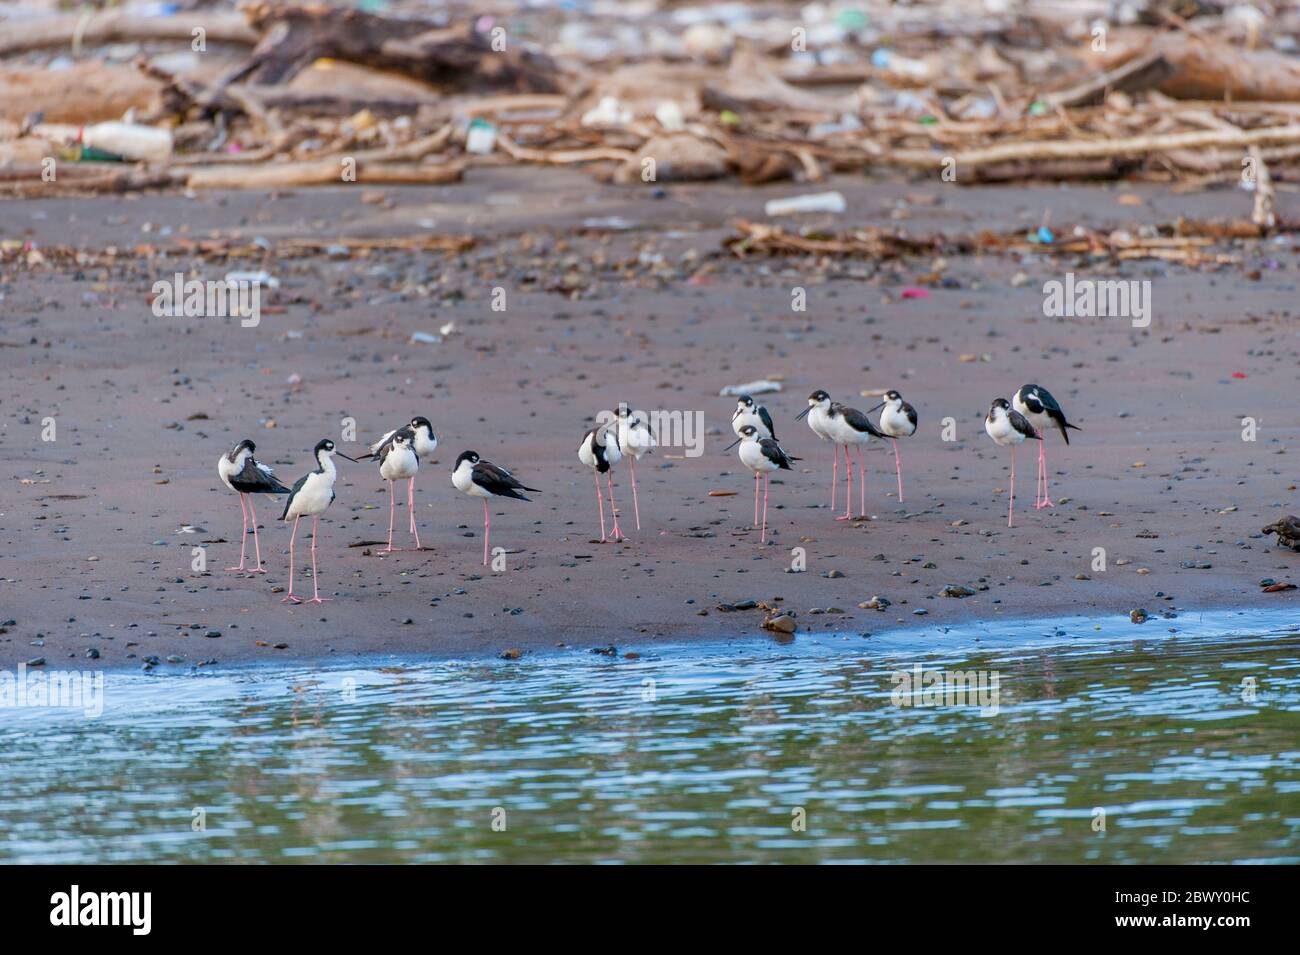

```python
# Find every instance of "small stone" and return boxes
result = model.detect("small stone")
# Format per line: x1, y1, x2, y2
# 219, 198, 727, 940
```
763, 614, 797, 634
822, 569, 845, 579
1130, 609, 1148, 624
499, 648, 523, 660
204, 630, 222, 638
941, 585, 976, 598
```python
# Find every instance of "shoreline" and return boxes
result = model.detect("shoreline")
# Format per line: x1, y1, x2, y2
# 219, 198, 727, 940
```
2, 170, 1296, 670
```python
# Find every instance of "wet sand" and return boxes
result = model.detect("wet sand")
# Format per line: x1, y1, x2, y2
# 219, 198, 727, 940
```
1, 168, 1296, 669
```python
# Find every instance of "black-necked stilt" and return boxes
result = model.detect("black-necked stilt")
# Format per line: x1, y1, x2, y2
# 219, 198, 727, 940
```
578, 424, 624, 542
615, 405, 656, 531
373, 428, 421, 553
985, 398, 1041, 528
795, 389, 838, 510
451, 450, 538, 566
279, 438, 356, 604
1013, 384, 1080, 510
217, 438, 291, 573
732, 394, 776, 442
825, 399, 886, 521
725, 424, 798, 544
360, 415, 437, 541
868, 389, 919, 504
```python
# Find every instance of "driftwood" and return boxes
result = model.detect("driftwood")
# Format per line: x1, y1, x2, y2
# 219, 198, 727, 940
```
185, 157, 463, 189
210, 4, 562, 101
1262, 516, 1300, 552
1143, 34, 1300, 102
0, 11, 256, 57
1045, 52, 1175, 109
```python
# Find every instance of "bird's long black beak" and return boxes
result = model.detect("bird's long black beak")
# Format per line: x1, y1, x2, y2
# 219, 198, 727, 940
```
794, 406, 811, 421
867, 402, 885, 414
721, 436, 742, 452
336, 452, 359, 462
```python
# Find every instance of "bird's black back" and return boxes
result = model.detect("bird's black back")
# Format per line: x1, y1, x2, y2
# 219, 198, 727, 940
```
231, 457, 291, 495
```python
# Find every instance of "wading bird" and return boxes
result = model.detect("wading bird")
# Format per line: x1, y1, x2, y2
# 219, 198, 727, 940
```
984, 399, 1041, 528
732, 394, 776, 441
375, 429, 421, 553
868, 390, 919, 504
615, 406, 656, 530
360, 415, 437, 542
279, 439, 356, 604
217, 439, 291, 573
578, 424, 624, 542
452, 451, 539, 566
1012, 384, 1080, 510
825, 400, 887, 521
795, 390, 839, 510
728, 424, 798, 544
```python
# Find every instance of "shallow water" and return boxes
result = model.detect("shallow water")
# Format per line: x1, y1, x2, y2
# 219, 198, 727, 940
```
2, 610, 1298, 863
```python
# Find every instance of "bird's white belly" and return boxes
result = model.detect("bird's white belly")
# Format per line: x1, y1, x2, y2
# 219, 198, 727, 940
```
217, 455, 237, 491
1012, 398, 1048, 435
881, 406, 914, 437
414, 432, 438, 456
807, 408, 832, 441
733, 409, 767, 438
739, 442, 777, 474
831, 417, 870, 445
452, 461, 490, 497
287, 472, 335, 518
985, 415, 1022, 446
380, 447, 418, 481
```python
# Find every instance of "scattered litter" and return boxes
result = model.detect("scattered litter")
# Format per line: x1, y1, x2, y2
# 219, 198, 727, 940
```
764, 192, 847, 217
720, 379, 782, 397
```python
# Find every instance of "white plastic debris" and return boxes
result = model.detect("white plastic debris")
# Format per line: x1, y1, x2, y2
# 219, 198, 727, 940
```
465, 118, 496, 155
224, 270, 279, 289
581, 96, 632, 128
81, 121, 173, 162
410, 331, 442, 344
720, 380, 783, 397
655, 101, 686, 131
764, 191, 846, 216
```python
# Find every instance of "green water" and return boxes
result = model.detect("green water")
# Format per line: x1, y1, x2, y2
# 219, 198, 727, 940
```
2, 611, 1297, 863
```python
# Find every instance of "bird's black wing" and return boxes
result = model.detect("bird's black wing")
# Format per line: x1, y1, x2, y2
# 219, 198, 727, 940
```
1009, 409, 1042, 441
902, 401, 918, 431
759, 437, 797, 470
839, 404, 887, 438
1023, 384, 1080, 443
232, 457, 292, 494
279, 472, 311, 520
475, 461, 539, 500
758, 405, 777, 442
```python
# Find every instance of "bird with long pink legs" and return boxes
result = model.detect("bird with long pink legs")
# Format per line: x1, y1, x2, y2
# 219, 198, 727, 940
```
795, 390, 838, 511
279, 439, 356, 604
372, 429, 421, 553
1013, 384, 1081, 510
578, 423, 624, 542
452, 451, 538, 566
217, 439, 291, 573
984, 398, 1042, 528
615, 404, 656, 531
868, 390, 918, 504
825, 401, 887, 521
728, 425, 798, 544
359, 415, 437, 542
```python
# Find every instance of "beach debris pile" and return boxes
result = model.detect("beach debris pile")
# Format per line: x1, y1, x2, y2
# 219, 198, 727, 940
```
3, 0, 1300, 204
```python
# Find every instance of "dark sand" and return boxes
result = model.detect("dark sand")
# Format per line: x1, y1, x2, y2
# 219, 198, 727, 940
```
2, 169, 1296, 670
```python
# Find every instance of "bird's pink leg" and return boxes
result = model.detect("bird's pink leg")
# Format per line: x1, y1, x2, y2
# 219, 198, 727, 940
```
408, 477, 422, 548
1008, 445, 1016, 528
832, 444, 842, 511
893, 438, 904, 504
1037, 442, 1055, 509
383, 479, 397, 553
761, 474, 769, 544
838, 446, 853, 520
482, 497, 490, 566
607, 473, 623, 541
282, 516, 302, 603
308, 515, 331, 603
858, 446, 865, 518
248, 496, 267, 573
629, 456, 641, 531
594, 470, 607, 543
226, 494, 249, 571
753, 471, 760, 526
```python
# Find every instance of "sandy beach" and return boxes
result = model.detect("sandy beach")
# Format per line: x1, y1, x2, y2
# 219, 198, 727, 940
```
2, 168, 1296, 670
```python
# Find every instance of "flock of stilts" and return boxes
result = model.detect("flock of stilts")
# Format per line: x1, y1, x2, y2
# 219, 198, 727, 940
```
216, 385, 1079, 603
